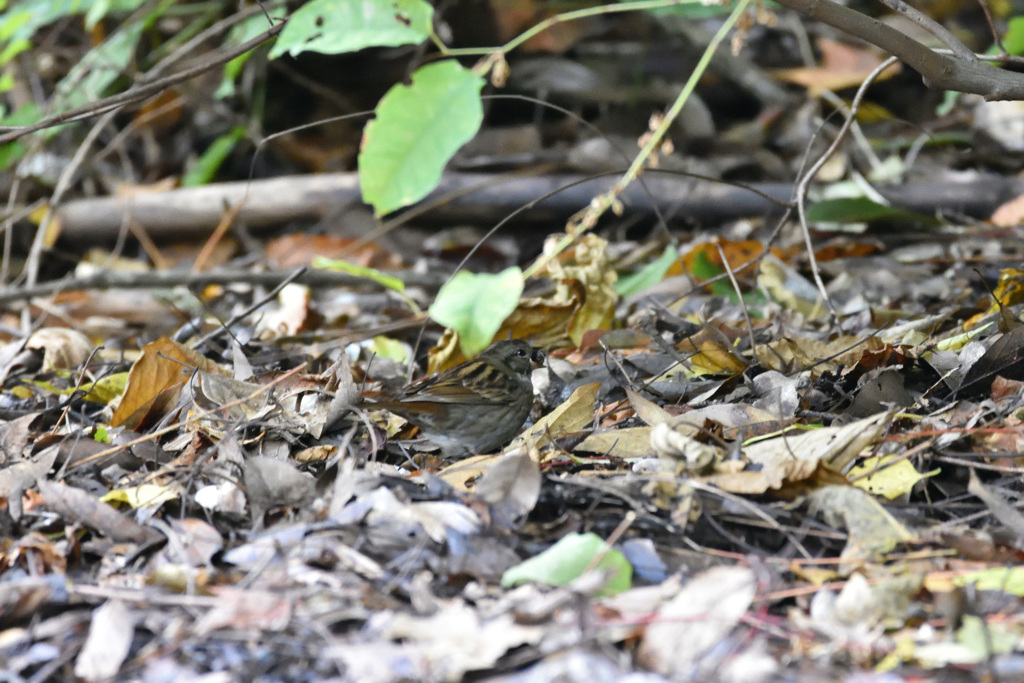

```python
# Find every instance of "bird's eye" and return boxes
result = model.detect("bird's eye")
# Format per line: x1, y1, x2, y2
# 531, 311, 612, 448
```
514, 349, 527, 357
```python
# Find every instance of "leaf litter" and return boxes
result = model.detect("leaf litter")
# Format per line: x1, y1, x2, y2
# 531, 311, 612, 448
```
9, 6, 1024, 683
10, 227, 1024, 680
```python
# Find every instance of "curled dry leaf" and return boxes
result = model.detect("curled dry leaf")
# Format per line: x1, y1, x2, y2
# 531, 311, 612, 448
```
428, 233, 619, 370
26, 327, 94, 371
743, 411, 892, 489
650, 422, 721, 472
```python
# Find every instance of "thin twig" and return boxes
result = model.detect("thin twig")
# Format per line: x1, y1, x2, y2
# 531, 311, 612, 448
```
793, 55, 902, 325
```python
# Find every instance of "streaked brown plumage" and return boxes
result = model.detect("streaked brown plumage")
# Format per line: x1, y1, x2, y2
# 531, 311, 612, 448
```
375, 339, 543, 456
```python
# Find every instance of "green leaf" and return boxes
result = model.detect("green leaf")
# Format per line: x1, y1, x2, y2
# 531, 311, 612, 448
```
270, 0, 433, 58
1002, 17, 1024, 56
181, 126, 247, 187
501, 532, 633, 596
805, 197, 938, 225
429, 267, 524, 357
614, 244, 677, 298
54, 0, 173, 110
0, 103, 41, 171
691, 250, 731, 298
216, 14, 270, 99
956, 567, 1024, 596
313, 257, 405, 292
371, 336, 409, 364
359, 61, 484, 216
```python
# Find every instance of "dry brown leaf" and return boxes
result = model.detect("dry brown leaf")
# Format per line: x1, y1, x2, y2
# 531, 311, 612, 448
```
736, 412, 891, 492
773, 38, 901, 95
266, 232, 401, 269
991, 193, 1024, 227
111, 337, 226, 429
575, 426, 652, 459
429, 236, 617, 370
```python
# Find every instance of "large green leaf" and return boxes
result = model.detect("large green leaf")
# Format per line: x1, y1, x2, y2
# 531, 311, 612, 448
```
270, 0, 433, 58
359, 61, 484, 216
429, 268, 524, 358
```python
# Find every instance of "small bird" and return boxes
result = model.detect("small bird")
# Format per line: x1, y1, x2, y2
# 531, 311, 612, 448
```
375, 339, 544, 457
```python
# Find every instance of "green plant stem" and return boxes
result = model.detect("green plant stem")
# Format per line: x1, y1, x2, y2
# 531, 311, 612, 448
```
523, 0, 751, 280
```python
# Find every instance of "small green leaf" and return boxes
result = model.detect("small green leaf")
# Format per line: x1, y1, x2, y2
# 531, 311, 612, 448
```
181, 126, 246, 187
216, 13, 270, 99
614, 245, 678, 298
314, 257, 405, 292
270, 0, 433, 58
501, 532, 633, 596
429, 267, 524, 358
371, 336, 409, 364
359, 61, 484, 216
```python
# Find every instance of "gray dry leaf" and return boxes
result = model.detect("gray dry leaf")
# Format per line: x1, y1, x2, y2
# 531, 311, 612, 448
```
377, 600, 544, 681
0, 443, 57, 521
1, 413, 39, 460
750, 370, 800, 419
637, 565, 757, 678
473, 451, 541, 523
74, 600, 135, 681
967, 469, 1024, 538
243, 455, 316, 522
743, 411, 891, 488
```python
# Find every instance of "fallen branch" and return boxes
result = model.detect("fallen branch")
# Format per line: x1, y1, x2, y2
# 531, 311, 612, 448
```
51, 171, 1024, 243
0, 267, 446, 305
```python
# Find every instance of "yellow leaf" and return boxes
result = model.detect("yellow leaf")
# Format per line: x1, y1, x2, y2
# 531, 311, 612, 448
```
102, 484, 180, 509
849, 455, 939, 500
